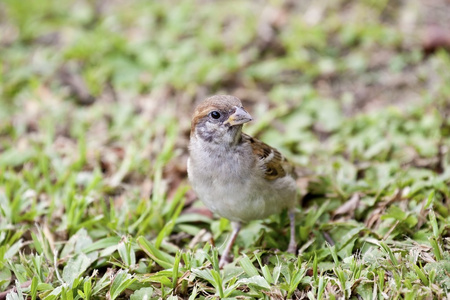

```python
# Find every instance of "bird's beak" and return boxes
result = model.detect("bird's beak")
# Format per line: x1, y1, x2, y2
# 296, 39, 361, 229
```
225, 106, 253, 126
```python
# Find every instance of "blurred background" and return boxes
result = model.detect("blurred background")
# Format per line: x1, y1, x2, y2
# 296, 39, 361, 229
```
1, 0, 450, 296
2, 0, 449, 168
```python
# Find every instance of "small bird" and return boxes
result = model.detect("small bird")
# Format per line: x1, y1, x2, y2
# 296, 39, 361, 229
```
187, 95, 297, 267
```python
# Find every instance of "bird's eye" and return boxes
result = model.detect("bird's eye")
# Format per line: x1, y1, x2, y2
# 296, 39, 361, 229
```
210, 111, 221, 119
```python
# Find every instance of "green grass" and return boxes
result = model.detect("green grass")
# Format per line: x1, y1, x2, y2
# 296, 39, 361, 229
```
1, 0, 450, 299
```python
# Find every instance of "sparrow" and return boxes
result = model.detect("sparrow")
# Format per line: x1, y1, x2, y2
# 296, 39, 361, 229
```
187, 95, 297, 267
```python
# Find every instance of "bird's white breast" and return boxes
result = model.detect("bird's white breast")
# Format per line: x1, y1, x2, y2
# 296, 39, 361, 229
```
188, 138, 296, 222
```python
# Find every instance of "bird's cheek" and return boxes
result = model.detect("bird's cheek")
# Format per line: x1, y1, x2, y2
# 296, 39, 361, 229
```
205, 121, 221, 131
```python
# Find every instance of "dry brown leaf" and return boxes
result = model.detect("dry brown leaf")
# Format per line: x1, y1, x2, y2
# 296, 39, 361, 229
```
333, 193, 360, 219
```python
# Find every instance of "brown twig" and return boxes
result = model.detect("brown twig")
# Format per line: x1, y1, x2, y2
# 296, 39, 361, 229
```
0, 280, 32, 300
322, 231, 335, 246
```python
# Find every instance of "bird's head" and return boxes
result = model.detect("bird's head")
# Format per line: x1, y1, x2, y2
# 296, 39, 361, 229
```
191, 95, 253, 145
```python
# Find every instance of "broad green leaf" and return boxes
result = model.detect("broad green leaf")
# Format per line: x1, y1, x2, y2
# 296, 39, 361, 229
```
62, 253, 91, 286
130, 287, 154, 300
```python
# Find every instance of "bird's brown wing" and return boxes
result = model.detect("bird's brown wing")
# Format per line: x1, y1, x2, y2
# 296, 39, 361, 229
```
242, 133, 295, 181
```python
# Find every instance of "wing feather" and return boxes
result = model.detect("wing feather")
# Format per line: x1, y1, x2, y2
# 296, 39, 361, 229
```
242, 133, 295, 180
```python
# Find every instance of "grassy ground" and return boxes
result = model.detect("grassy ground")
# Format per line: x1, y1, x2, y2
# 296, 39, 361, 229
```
1, 0, 450, 299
